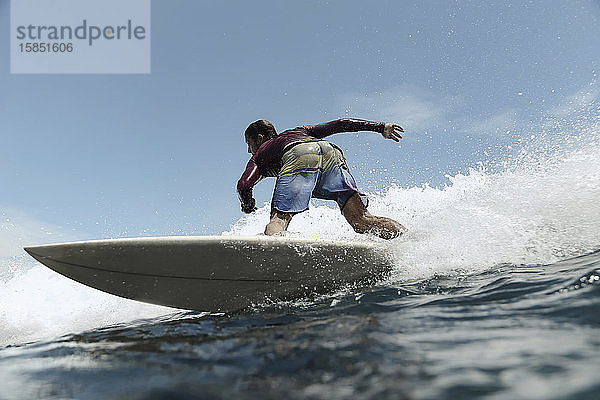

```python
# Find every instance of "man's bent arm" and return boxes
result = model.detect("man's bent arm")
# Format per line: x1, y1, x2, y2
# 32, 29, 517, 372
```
303, 118, 386, 139
237, 160, 262, 213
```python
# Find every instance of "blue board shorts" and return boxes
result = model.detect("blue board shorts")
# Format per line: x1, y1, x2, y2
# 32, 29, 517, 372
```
272, 141, 368, 213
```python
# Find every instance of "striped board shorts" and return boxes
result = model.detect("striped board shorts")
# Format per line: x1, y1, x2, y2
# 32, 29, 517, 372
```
272, 141, 368, 213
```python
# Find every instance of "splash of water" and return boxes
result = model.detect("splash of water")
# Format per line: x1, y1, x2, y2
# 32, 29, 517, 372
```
0, 212, 175, 347
0, 267, 174, 347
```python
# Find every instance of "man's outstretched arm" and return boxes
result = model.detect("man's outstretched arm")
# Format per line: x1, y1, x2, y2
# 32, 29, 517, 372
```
237, 160, 262, 213
302, 118, 404, 141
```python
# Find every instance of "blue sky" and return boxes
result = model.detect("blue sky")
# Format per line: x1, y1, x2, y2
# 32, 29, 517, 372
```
1, 0, 599, 241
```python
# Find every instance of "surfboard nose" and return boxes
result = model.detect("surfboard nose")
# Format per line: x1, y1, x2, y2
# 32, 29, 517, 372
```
24, 243, 71, 263
23, 246, 54, 272
24, 245, 44, 258
23, 246, 38, 255
25, 244, 51, 256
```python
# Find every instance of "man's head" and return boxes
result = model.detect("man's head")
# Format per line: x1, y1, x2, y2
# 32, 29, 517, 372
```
244, 120, 276, 154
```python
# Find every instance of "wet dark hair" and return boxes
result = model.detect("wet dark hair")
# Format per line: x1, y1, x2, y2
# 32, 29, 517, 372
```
245, 120, 277, 140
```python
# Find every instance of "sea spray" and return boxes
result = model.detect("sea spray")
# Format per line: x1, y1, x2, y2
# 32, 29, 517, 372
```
0, 214, 174, 347
0, 264, 175, 347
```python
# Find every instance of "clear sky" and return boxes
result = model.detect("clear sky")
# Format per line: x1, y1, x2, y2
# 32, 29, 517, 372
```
1, 0, 599, 242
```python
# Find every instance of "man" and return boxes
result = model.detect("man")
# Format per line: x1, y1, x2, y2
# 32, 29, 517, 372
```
237, 118, 407, 239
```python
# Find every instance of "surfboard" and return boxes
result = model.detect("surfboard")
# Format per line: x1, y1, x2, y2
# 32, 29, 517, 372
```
24, 235, 393, 313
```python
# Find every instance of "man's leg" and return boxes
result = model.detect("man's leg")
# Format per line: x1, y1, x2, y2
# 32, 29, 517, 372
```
341, 193, 406, 240
265, 210, 294, 236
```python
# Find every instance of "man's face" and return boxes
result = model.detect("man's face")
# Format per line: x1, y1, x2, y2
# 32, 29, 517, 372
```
245, 134, 262, 155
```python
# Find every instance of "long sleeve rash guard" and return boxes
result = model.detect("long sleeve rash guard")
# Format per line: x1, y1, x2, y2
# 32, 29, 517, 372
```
236, 118, 385, 210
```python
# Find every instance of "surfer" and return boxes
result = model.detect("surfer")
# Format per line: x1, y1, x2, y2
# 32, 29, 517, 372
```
237, 118, 407, 239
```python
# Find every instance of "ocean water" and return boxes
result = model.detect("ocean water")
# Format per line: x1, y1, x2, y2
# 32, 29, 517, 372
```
1, 108, 599, 399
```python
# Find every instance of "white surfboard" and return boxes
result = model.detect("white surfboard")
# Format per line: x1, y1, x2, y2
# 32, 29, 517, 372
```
24, 236, 393, 313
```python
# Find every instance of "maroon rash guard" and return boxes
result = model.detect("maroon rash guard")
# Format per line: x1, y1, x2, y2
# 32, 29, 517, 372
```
236, 118, 385, 210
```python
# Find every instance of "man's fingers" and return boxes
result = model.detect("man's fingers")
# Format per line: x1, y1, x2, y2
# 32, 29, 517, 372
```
384, 132, 401, 141
383, 123, 404, 141
393, 124, 404, 133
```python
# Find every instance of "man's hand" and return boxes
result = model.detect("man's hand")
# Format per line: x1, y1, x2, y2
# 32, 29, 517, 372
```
382, 123, 404, 142
241, 198, 257, 214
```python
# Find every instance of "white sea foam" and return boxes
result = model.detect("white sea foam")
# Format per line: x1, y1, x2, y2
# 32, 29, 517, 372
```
0, 266, 175, 347
0, 212, 175, 347
383, 141, 600, 280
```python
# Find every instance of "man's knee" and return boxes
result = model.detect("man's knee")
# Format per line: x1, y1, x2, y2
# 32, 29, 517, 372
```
352, 224, 368, 234
347, 215, 373, 234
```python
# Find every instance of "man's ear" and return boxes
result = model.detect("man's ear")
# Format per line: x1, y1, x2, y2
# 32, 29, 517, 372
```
257, 134, 265, 144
